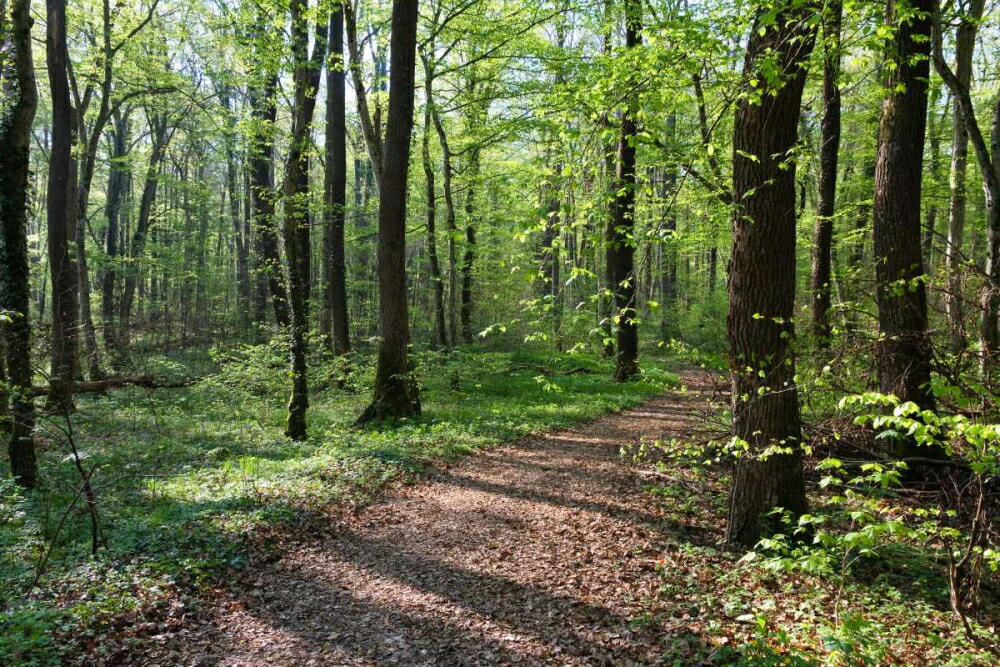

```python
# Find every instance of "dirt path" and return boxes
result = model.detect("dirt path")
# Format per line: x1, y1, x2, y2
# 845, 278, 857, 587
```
165, 371, 722, 666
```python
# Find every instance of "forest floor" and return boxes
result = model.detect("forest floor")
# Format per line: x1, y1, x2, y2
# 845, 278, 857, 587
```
137, 369, 726, 666
7, 351, 994, 665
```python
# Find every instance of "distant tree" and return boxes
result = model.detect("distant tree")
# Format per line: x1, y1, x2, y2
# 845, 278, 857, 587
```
246, 9, 290, 329
810, 0, 842, 346
419, 37, 449, 349
939, 0, 986, 354
932, 0, 998, 371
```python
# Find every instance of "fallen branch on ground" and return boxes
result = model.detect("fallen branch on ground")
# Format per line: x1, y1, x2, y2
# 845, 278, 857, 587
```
30, 376, 198, 398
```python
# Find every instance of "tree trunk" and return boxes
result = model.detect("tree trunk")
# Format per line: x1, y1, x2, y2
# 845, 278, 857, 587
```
923, 86, 942, 264
725, 0, 816, 550
542, 173, 562, 351
222, 88, 251, 331
120, 113, 169, 338
248, 70, 289, 329
942, 0, 984, 354
46, 0, 80, 412
73, 114, 109, 380
461, 148, 479, 344
283, 0, 328, 440
606, 0, 641, 382
932, 0, 997, 372
421, 57, 448, 349
431, 107, 459, 346
358, 0, 420, 423
598, 0, 615, 359
102, 110, 128, 356
872, 0, 936, 437
0, 0, 38, 486
658, 151, 678, 341
325, 5, 351, 356
810, 0, 842, 347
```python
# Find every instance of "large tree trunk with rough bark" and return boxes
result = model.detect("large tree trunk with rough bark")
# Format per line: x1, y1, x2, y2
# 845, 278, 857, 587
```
358, 0, 420, 423
725, 0, 816, 551
1, 0, 39, 486
872, 0, 936, 445
810, 0, 842, 347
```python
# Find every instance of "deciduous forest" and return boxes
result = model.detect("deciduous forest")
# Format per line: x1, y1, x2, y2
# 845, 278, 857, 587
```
2, 0, 1000, 663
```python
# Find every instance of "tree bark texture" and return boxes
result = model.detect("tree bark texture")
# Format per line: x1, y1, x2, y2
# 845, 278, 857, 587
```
282, 0, 328, 440
725, 0, 816, 550
324, 4, 351, 356
0, 0, 38, 486
358, 0, 420, 423
872, 0, 936, 433
46, 0, 79, 412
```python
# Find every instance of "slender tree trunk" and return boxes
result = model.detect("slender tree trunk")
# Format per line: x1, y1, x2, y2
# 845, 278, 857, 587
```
283, 0, 328, 440
725, 0, 816, 551
542, 172, 562, 351
76, 181, 103, 380
221, 88, 251, 331
120, 113, 169, 338
248, 72, 289, 329
461, 147, 479, 344
659, 115, 679, 341
102, 110, 128, 355
942, 0, 984, 354
431, 107, 458, 345
659, 162, 678, 341
46, 0, 79, 411
923, 87, 942, 264
194, 162, 210, 325
598, 0, 615, 359
606, 0, 641, 382
0, 0, 38, 486
421, 58, 448, 349
358, 0, 420, 423
932, 0, 997, 372
810, 0, 842, 347
325, 5, 351, 355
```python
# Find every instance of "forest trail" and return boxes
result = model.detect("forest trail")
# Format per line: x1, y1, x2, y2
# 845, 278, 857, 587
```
168, 370, 723, 666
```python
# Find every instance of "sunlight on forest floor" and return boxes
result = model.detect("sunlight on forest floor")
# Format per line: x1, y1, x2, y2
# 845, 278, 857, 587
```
1, 347, 677, 664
